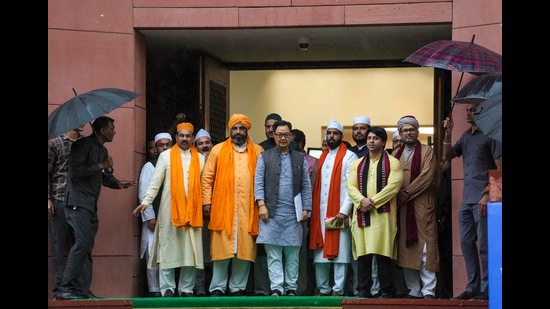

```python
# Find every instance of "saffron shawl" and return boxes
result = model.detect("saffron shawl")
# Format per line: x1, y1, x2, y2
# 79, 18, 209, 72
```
393, 142, 421, 246
169, 145, 203, 228
356, 150, 391, 227
309, 142, 347, 260
208, 136, 260, 236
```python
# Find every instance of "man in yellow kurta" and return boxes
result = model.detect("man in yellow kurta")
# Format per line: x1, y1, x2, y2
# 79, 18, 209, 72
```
201, 113, 264, 296
132, 122, 205, 297
347, 126, 403, 298
392, 115, 439, 299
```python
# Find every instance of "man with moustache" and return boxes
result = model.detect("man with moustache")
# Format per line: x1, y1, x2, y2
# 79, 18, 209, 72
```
193, 128, 214, 296
133, 122, 206, 297
309, 119, 358, 296
201, 114, 264, 296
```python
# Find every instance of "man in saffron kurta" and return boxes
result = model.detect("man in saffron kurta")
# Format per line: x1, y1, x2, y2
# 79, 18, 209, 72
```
201, 113, 264, 296
393, 115, 440, 299
132, 122, 205, 297
347, 126, 403, 299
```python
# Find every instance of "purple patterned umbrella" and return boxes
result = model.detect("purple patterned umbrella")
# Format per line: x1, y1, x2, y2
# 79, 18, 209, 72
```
403, 35, 501, 115
403, 35, 502, 74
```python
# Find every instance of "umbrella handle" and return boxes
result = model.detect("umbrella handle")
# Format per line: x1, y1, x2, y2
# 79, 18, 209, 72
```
449, 34, 475, 117
448, 71, 466, 117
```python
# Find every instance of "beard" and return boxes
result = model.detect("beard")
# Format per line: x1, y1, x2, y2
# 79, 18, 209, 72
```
232, 134, 246, 145
327, 138, 341, 149
353, 135, 366, 145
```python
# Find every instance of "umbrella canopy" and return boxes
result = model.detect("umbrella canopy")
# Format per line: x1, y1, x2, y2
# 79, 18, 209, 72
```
48, 88, 140, 139
403, 35, 502, 74
451, 72, 502, 104
403, 35, 502, 115
474, 94, 501, 143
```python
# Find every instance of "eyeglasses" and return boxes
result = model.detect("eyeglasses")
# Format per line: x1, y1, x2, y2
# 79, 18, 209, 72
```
156, 142, 172, 148
393, 139, 403, 144
274, 132, 291, 139
400, 128, 417, 134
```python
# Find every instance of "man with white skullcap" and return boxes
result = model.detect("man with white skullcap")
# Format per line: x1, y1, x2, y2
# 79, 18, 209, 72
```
349, 116, 371, 158
309, 119, 358, 296
138, 132, 173, 297
193, 128, 214, 296
194, 128, 213, 160
393, 115, 440, 299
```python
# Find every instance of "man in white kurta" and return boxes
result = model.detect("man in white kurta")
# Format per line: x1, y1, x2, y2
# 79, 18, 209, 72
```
138, 132, 173, 297
309, 119, 357, 296
133, 123, 205, 297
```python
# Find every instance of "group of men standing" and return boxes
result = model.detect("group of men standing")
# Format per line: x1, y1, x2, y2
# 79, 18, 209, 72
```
49, 105, 500, 301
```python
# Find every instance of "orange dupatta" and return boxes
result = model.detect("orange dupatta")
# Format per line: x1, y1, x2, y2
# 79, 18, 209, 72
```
309, 142, 347, 259
169, 145, 203, 228
208, 136, 260, 236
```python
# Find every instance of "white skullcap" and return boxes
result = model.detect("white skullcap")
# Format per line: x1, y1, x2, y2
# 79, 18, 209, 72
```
326, 119, 344, 133
195, 128, 211, 140
393, 130, 400, 139
352, 116, 371, 126
397, 115, 419, 131
154, 132, 172, 143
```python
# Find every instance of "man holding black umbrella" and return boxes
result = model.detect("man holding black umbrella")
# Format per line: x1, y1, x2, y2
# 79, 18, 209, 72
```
442, 105, 502, 300
56, 116, 135, 300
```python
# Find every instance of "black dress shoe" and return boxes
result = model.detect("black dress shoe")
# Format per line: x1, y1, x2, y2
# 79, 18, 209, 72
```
231, 290, 246, 296
452, 291, 475, 300
471, 292, 488, 300
402, 294, 422, 299
150, 292, 162, 297
356, 291, 373, 298
80, 291, 102, 299
378, 292, 395, 298
55, 292, 81, 300
179, 292, 195, 297
163, 289, 174, 297
423, 294, 436, 299
210, 289, 225, 297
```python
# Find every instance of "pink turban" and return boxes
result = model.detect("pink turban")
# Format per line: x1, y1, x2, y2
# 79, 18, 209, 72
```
177, 122, 194, 133
228, 113, 251, 130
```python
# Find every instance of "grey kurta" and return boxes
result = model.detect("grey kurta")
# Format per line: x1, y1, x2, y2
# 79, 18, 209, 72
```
254, 152, 312, 246
141, 147, 205, 270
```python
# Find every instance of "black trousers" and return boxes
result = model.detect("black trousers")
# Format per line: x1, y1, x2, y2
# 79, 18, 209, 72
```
59, 206, 98, 296
357, 254, 393, 295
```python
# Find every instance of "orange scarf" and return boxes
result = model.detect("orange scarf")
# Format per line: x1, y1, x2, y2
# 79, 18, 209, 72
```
309, 142, 347, 259
208, 136, 260, 236
169, 145, 203, 229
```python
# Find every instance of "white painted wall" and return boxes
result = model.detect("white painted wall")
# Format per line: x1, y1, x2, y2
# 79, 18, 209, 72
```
230, 67, 434, 149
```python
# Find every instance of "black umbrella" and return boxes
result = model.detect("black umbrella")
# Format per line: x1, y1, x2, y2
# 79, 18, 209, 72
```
48, 88, 140, 139
474, 94, 501, 143
451, 72, 501, 104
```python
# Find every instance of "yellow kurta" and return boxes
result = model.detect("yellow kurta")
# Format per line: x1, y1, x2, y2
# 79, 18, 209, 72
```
141, 147, 205, 270
346, 153, 403, 260
396, 143, 440, 272
201, 141, 264, 262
